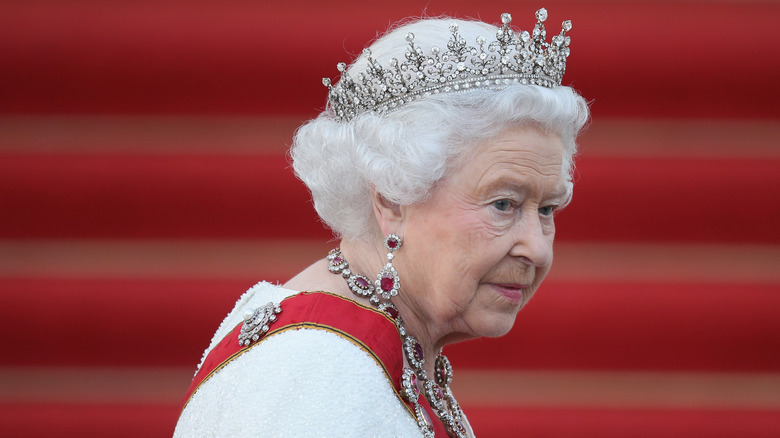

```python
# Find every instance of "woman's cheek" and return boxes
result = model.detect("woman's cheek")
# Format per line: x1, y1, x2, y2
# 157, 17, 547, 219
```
482, 208, 516, 236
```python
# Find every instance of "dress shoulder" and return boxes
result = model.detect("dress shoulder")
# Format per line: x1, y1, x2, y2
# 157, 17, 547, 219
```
175, 328, 420, 437
176, 287, 422, 437
194, 281, 297, 373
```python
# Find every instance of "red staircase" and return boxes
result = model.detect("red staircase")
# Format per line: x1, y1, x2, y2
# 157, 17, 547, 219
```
2, 1, 779, 437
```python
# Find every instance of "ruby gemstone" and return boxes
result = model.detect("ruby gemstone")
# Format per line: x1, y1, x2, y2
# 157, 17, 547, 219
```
413, 342, 424, 362
385, 306, 399, 319
355, 276, 369, 289
380, 276, 394, 292
333, 256, 343, 264
387, 238, 398, 249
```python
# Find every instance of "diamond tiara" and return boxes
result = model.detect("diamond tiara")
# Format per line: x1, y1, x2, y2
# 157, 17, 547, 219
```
323, 8, 572, 122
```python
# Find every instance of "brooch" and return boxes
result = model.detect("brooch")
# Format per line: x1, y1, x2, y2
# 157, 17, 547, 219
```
238, 302, 282, 346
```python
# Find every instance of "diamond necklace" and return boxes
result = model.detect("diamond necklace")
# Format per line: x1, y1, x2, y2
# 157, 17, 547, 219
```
327, 248, 468, 438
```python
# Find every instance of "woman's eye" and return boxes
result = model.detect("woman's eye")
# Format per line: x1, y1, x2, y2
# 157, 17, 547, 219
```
539, 205, 556, 216
492, 199, 511, 212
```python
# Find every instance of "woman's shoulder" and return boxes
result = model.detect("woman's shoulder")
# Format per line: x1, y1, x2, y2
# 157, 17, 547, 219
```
177, 327, 420, 437
196, 284, 403, 379
176, 285, 420, 437
194, 281, 297, 371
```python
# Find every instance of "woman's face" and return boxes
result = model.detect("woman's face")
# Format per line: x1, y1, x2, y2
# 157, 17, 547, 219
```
397, 125, 567, 341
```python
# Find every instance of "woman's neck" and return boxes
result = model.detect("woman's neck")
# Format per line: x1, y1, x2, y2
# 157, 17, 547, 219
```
340, 238, 444, 375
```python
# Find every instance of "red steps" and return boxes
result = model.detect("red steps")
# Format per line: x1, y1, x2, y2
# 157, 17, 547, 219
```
0, 277, 250, 367
2, 1, 779, 436
1, 1, 779, 118
2, 277, 778, 372
465, 407, 780, 438
558, 156, 780, 243
447, 281, 780, 372
0, 402, 180, 438
0, 153, 326, 239
2, 152, 778, 243
4, 403, 778, 438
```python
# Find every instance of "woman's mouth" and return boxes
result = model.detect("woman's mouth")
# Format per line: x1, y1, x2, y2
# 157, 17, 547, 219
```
490, 283, 526, 304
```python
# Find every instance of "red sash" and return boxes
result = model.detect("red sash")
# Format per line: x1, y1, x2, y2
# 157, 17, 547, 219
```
181, 291, 447, 437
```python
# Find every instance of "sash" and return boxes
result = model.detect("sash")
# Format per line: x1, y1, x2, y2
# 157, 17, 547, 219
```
181, 291, 447, 437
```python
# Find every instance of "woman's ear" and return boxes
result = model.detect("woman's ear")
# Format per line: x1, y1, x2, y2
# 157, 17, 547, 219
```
371, 189, 405, 236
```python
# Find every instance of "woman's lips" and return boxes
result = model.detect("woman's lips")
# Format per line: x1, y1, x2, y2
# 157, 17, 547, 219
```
490, 283, 526, 303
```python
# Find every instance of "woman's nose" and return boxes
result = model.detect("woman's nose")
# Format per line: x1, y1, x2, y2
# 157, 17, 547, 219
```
509, 210, 553, 267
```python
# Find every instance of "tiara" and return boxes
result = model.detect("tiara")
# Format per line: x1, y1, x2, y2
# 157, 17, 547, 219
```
323, 9, 572, 122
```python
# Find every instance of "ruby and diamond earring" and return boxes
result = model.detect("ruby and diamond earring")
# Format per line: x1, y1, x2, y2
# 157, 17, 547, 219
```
326, 233, 402, 305
374, 233, 402, 304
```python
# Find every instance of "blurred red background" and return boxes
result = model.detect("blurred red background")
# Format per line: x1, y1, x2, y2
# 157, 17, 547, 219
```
1, 1, 779, 437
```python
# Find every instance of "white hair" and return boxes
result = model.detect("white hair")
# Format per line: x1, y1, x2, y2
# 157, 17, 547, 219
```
291, 17, 590, 239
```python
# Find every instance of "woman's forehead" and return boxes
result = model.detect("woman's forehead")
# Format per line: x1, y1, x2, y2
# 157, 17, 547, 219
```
469, 127, 563, 175
437, 127, 566, 197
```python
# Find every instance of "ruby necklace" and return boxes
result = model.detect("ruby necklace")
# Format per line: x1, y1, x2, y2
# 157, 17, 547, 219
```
327, 245, 468, 438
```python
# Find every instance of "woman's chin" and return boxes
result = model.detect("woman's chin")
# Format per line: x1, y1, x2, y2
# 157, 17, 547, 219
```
475, 312, 520, 338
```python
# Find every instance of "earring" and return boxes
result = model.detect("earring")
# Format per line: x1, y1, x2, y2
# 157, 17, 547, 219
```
374, 234, 402, 304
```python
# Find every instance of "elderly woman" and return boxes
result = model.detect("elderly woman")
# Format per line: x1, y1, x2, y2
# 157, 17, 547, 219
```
175, 8, 588, 438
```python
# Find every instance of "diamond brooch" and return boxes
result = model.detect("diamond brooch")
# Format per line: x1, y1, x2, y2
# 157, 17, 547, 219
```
237, 302, 282, 346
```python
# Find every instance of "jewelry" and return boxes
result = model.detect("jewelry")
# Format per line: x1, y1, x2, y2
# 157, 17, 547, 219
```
237, 302, 282, 347
323, 9, 572, 121
376, 234, 402, 301
326, 235, 403, 306
327, 244, 468, 437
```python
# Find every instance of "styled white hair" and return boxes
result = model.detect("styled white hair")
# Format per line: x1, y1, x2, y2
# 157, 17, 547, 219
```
291, 17, 589, 239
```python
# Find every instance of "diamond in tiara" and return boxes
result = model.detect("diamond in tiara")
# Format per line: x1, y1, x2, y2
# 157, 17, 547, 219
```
323, 9, 573, 122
